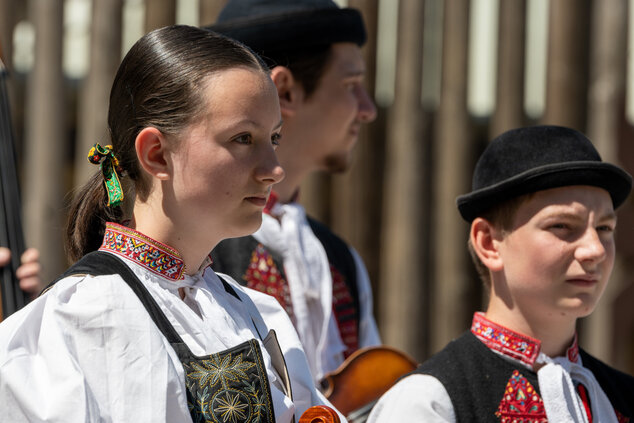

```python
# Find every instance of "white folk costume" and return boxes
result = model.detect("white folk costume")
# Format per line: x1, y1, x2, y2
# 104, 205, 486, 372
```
368, 313, 634, 423
211, 192, 381, 383
0, 222, 343, 423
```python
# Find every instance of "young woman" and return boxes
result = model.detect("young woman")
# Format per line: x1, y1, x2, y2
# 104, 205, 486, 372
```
0, 25, 338, 422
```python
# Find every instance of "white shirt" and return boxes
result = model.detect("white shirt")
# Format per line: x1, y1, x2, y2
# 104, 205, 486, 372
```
255, 200, 381, 382
0, 222, 342, 423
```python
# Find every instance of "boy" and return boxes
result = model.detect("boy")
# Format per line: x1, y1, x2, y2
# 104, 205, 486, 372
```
368, 125, 634, 422
205, 0, 380, 384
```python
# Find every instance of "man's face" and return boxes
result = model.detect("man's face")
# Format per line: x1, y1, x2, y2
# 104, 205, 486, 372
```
495, 185, 616, 322
295, 42, 377, 172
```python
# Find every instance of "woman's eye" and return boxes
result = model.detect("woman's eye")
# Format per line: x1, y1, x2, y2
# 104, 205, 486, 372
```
233, 134, 252, 144
271, 133, 281, 146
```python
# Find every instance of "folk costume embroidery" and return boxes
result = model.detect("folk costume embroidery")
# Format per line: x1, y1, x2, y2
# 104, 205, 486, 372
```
101, 222, 186, 280
99, 226, 277, 422
495, 370, 547, 423
49, 249, 277, 423
244, 244, 294, 319
178, 340, 274, 423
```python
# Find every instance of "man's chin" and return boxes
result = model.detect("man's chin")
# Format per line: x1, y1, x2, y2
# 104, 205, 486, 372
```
324, 153, 353, 173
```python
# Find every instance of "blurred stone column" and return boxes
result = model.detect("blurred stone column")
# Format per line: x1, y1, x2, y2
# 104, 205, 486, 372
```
583, 0, 628, 365
331, 0, 383, 294
490, 0, 526, 138
199, 0, 227, 26
541, 0, 591, 130
379, 0, 427, 359
145, 0, 176, 33
74, 0, 123, 188
23, 0, 66, 279
431, 0, 473, 355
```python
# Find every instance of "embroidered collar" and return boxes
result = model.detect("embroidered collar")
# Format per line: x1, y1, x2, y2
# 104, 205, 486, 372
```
471, 312, 579, 367
263, 191, 280, 215
263, 190, 300, 216
100, 222, 188, 281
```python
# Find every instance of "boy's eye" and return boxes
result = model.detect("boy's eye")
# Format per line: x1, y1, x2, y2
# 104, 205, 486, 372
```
233, 134, 252, 144
597, 224, 615, 233
271, 133, 281, 146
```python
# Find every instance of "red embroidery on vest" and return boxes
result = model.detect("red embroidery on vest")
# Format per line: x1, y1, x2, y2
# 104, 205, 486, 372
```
243, 244, 294, 319
616, 410, 630, 423
496, 370, 547, 423
331, 265, 359, 358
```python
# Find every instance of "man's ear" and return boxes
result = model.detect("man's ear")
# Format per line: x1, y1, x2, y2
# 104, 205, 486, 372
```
270, 66, 303, 118
135, 127, 170, 180
471, 217, 504, 272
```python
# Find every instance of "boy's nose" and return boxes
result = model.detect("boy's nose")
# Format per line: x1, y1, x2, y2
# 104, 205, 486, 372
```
575, 229, 608, 265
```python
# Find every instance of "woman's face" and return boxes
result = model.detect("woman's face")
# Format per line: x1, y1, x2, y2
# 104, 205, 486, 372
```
166, 67, 284, 244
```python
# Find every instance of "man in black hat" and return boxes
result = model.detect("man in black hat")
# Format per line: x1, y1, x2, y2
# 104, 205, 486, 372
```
368, 125, 634, 422
206, 0, 380, 385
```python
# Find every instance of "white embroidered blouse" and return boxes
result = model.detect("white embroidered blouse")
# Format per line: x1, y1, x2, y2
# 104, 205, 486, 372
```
0, 222, 341, 422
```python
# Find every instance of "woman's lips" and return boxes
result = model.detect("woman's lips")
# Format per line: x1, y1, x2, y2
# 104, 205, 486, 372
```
245, 196, 267, 207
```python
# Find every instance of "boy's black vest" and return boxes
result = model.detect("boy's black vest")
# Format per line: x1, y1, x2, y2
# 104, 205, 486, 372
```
411, 331, 634, 423
211, 216, 361, 356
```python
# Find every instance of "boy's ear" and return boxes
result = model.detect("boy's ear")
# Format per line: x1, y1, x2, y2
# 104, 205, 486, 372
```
471, 217, 504, 272
270, 65, 303, 118
135, 127, 170, 180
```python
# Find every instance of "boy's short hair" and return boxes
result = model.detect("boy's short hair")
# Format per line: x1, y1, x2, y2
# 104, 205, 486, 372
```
467, 193, 532, 288
205, 0, 367, 98
458, 125, 633, 286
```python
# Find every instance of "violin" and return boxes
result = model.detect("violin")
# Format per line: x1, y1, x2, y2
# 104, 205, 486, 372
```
321, 345, 418, 422
299, 405, 341, 423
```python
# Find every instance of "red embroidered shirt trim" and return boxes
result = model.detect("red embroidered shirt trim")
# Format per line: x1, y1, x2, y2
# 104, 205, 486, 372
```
471, 312, 581, 367
99, 222, 187, 281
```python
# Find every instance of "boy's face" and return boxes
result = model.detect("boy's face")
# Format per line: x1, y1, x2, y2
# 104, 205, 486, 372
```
495, 185, 616, 321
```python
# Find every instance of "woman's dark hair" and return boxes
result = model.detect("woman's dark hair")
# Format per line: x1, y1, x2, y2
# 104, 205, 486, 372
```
65, 25, 267, 263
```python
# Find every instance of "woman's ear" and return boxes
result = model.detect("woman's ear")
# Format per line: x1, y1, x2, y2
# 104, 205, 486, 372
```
471, 217, 504, 272
135, 127, 170, 180
270, 66, 303, 118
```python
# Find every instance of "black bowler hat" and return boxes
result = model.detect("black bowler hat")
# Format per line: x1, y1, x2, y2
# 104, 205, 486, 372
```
204, 0, 366, 58
456, 125, 632, 222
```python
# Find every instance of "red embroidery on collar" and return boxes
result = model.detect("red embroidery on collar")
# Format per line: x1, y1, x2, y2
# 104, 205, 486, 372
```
471, 312, 541, 366
567, 333, 580, 363
496, 370, 547, 422
263, 190, 300, 215
99, 222, 186, 281
263, 191, 279, 215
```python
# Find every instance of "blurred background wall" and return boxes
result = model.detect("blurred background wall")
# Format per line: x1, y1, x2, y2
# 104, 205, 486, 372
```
1, 0, 633, 375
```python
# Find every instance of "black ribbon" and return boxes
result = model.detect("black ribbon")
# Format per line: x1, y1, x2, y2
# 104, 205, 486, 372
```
0, 59, 27, 318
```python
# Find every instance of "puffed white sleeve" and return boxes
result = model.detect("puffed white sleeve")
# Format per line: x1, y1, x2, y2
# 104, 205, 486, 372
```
367, 374, 456, 423
350, 247, 381, 347
0, 275, 189, 423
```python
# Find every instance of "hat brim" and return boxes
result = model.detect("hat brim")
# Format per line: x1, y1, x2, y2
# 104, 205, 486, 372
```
456, 161, 633, 222
205, 8, 366, 56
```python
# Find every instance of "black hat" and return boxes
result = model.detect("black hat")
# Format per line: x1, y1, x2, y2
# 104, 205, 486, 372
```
457, 125, 632, 222
204, 0, 366, 58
